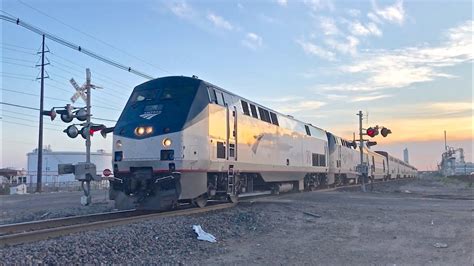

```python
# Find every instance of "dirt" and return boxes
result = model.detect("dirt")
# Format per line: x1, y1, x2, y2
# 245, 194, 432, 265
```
0, 189, 113, 224
203, 176, 473, 265
1, 176, 472, 265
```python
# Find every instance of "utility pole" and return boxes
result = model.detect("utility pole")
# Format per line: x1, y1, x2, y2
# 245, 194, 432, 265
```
36, 34, 49, 193
357, 111, 367, 192
85, 69, 92, 165
83, 69, 92, 205
444, 130, 447, 151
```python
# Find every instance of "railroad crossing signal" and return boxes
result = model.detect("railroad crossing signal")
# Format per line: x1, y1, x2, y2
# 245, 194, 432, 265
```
70, 78, 86, 103
69, 69, 102, 104
381, 127, 392, 137
366, 126, 391, 138
366, 141, 377, 147
41, 109, 56, 121
366, 127, 378, 138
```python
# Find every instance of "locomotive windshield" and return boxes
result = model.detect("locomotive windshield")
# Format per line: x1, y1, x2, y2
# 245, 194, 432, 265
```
130, 88, 160, 103
114, 76, 206, 138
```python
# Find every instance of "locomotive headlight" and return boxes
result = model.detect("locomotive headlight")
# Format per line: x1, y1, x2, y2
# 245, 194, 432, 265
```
115, 140, 122, 148
162, 138, 172, 147
135, 126, 145, 136
145, 126, 153, 134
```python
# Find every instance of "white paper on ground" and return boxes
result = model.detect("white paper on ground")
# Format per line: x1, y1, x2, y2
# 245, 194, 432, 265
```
192, 225, 217, 243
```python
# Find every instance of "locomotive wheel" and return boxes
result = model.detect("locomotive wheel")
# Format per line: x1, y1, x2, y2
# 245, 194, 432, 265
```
193, 194, 208, 208
228, 194, 239, 203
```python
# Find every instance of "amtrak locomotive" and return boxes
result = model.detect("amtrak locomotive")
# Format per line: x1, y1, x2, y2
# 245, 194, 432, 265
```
109, 76, 417, 210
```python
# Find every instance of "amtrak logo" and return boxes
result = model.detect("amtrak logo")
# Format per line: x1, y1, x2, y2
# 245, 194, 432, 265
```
140, 113, 159, 120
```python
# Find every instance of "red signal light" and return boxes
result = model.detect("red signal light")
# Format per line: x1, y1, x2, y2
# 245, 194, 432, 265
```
366, 127, 378, 138
89, 124, 106, 136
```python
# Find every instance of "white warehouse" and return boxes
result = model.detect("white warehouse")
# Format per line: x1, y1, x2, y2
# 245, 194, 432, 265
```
27, 147, 112, 184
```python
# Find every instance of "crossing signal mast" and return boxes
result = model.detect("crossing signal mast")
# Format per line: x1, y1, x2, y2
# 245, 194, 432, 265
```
356, 111, 392, 192
44, 68, 113, 206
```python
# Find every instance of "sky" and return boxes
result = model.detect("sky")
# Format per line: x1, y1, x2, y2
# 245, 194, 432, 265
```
1, 0, 472, 171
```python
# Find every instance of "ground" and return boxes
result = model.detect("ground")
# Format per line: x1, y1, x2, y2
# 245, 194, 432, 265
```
1, 175, 472, 265
0, 189, 113, 224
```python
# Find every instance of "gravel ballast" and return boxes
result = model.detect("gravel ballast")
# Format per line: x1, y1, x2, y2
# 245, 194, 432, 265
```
1, 176, 472, 265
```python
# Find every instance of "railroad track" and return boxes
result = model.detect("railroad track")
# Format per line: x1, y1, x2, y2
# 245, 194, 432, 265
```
0, 178, 414, 247
0, 203, 235, 247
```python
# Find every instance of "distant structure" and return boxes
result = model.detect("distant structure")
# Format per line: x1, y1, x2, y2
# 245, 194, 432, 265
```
403, 148, 409, 164
438, 131, 474, 176
27, 147, 112, 184
0, 168, 27, 184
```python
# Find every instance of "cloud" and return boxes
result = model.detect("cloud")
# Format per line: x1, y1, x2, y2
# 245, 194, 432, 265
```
367, 12, 382, 24
373, 0, 406, 25
347, 9, 361, 17
325, 94, 348, 100
297, 40, 336, 61
169, 1, 195, 19
380, 116, 472, 143
207, 13, 233, 30
242, 33, 263, 50
350, 94, 392, 102
320, 17, 341, 35
259, 13, 279, 24
321, 20, 473, 92
272, 100, 327, 114
367, 22, 382, 36
276, 0, 288, 6
303, 0, 335, 12
260, 96, 304, 103
349, 21, 382, 37
324, 36, 359, 56
426, 102, 474, 114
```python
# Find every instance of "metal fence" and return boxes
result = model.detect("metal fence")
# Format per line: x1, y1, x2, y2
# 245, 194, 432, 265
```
0, 180, 110, 195
25, 180, 110, 193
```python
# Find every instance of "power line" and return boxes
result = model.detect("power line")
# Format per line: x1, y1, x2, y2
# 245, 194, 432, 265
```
0, 41, 37, 51
2, 114, 64, 128
16, 0, 173, 75
1, 60, 36, 68
1, 87, 123, 111
0, 46, 36, 55
0, 101, 37, 110
2, 119, 59, 131
2, 56, 37, 63
1, 75, 35, 81
49, 52, 137, 92
1, 71, 35, 78
0, 101, 118, 122
1, 13, 155, 80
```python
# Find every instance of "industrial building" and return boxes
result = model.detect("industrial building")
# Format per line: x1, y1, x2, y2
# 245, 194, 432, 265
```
438, 146, 474, 176
27, 147, 112, 184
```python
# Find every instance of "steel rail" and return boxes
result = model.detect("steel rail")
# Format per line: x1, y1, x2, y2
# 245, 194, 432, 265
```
0, 203, 235, 247
0, 178, 414, 247
0, 209, 141, 236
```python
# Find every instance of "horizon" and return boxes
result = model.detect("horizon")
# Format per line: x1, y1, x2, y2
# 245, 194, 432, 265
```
1, 0, 472, 171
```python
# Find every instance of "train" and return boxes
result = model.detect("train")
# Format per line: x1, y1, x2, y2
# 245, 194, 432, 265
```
108, 76, 417, 210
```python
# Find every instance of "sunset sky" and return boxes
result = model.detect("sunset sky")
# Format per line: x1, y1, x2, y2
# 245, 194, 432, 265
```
1, 0, 472, 171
